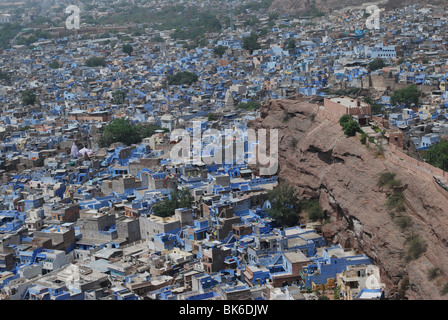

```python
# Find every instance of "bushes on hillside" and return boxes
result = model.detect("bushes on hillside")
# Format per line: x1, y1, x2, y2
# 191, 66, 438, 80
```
339, 115, 360, 136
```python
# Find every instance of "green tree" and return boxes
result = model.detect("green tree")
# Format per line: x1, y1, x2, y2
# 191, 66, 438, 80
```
0, 70, 10, 83
267, 184, 301, 227
49, 61, 60, 69
112, 90, 126, 105
213, 45, 227, 57
339, 114, 361, 136
244, 16, 260, 26
364, 96, 384, 115
339, 114, 351, 128
208, 113, 216, 121
85, 56, 107, 67
423, 140, 448, 171
237, 101, 261, 110
371, 102, 384, 114
98, 118, 141, 147
242, 33, 261, 52
21, 90, 36, 106
343, 120, 361, 136
259, 28, 269, 36
368, 58, 386, 71
285, 38, 296, 50
167, 71, 198, 85
151, 35, 165, 43
0, 23, 22, 49
390, 84, 421, 107
152, 188, 194, 217
122, 43, 133, 56
140, 125, 168, 138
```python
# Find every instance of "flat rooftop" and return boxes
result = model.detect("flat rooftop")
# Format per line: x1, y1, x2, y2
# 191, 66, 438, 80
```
327, 97, 369, 109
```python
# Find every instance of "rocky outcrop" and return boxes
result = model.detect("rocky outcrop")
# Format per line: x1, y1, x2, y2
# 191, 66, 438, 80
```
249, 98, 448, 299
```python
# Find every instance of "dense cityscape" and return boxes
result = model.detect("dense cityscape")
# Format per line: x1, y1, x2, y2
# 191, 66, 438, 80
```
0, 0, 447, 303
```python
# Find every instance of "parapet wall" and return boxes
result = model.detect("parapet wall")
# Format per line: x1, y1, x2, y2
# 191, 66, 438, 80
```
386, 143, 446, 178
354, 131, 446, 179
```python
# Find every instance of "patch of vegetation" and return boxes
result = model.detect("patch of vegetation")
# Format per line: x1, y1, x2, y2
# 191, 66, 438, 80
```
0, 23, 22, 49
284, 38, 296, 50
377, 172, 402, 188
422, 140, 448, 172
339, 115, 360, 137
96, 5, 221, 42
152, 188, 194, 218
308, 3, 325, 18
19, 125, 33, 131
98, 118, 141, 147
213, 45, 227, 57
15, 29, 51, 47
390, 84, 421, 107
235, 0, 273, 14
112, 90, 126, 105
122, 43, 133, 56
98, 118, 167, 148
360, 133, 368, 145
333, 286, 341, 300
364, 96, 385, 115
151, 35, 165, 43
21, 89, 36, 106
427, 267, 440, 281
266, 183, 301, 227
339, 114, 351, 127
405, 235, 427, 262
343, 120, 360, 136
85, 56, 107, 67
0, 70, 10, 82
394, 215, 413, 231
385, 192, 406, 216
208, 113, 216, 121
237, 101, 260, 110
167, 71, 198, 86
301, 198, 323, 222
290, 137, 298, 148
49, 61, 61, 69
368, 58, 386, 71
242, 33, 261, 52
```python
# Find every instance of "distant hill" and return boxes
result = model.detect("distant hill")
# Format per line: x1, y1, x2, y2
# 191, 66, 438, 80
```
268, 0, 448, 15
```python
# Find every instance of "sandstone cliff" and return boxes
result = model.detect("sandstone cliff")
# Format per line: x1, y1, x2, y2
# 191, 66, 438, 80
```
249, 98, 448, 299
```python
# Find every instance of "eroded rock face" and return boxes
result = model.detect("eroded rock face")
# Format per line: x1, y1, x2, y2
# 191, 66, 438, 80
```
249, 98, 448, 299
